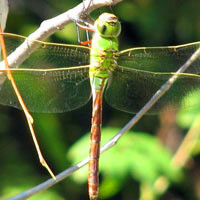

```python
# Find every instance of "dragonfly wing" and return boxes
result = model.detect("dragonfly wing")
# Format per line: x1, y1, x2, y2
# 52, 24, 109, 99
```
118, 43, 200, 74
2, 33, 90, 68
106, 43, 200, 114
0, 33, 91, 113
0, 66, 91, 113
105, 66, 200, 114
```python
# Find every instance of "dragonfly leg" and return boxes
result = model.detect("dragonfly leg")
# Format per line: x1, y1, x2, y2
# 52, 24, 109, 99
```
76, 1, 95, 47
76, 22, 94, 46
76, 23, 93, 46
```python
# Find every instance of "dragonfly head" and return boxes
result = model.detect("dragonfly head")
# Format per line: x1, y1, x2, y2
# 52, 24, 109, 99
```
95, 13, 121, 38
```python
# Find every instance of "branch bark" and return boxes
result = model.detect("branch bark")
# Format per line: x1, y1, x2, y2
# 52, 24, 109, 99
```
0, 0, 122, 70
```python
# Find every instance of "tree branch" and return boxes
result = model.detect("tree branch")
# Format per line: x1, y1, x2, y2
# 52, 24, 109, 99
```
0, 0, 122, 70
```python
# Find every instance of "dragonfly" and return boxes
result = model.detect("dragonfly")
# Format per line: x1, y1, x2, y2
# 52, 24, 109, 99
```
1, 13, 200, 200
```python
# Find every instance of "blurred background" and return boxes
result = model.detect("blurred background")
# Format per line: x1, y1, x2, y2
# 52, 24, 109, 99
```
1, 0, 200, 199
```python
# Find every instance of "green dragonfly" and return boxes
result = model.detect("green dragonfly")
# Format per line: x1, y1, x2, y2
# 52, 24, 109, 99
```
1, 13, 200, 200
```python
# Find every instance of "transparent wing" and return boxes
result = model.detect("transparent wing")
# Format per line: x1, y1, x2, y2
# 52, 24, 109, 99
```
0, 67, 91, 113
0, 33, 91, 113
105, 43, 200, 114
118, 42, 200, 74
106, 51, 200, 114
2, 33, 90, 68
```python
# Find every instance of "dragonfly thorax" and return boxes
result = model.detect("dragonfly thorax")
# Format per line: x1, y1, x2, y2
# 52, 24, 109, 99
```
89, 31, 119, 80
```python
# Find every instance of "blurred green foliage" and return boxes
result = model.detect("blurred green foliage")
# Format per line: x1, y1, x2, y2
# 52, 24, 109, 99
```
177, 89, 200, 128
1, 0, 200, 200
67, 128, 183, 199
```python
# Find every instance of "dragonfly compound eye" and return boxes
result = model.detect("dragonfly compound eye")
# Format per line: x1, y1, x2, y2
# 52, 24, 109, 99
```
95, 13, 121, 38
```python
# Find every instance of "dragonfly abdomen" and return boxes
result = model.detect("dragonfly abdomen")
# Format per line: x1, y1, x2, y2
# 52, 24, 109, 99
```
88, 78, 106, 200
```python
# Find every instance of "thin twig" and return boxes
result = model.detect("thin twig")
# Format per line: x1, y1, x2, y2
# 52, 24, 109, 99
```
0, 28, 56, 180
8, 38, 200, 200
